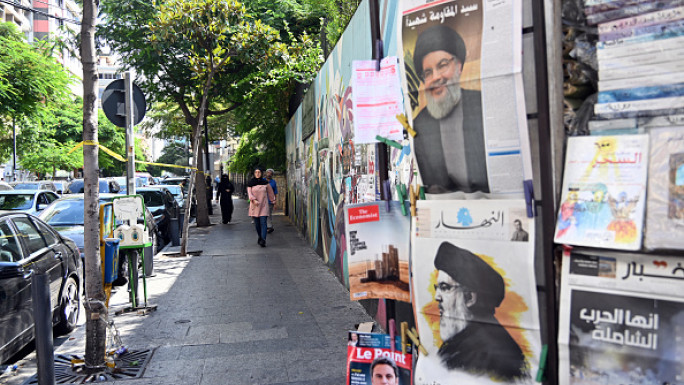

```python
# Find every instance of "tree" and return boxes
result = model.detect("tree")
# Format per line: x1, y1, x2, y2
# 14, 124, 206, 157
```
0, 22, 71, 160
146, 140, 191, 176
100, 0, 300, 253
80, 0, 106, 371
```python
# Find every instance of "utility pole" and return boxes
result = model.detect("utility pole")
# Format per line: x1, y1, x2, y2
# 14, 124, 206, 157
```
12, 117, 16, 182
125, 72, 136, 195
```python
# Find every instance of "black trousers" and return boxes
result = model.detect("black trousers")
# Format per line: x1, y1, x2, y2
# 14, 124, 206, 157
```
220, 197, 233, 223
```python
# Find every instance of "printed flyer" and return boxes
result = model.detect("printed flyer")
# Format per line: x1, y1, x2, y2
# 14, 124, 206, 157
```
399, 0, 531, 197
347, 331, 413, 385
554, 134, 649, 250
411, 200, 541, 385
558, 250, 684, 385
351, 57, 406, 144
345, 201, 411, 302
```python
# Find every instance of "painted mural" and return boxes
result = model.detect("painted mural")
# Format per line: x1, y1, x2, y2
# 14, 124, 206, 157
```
285, 0, 401, 295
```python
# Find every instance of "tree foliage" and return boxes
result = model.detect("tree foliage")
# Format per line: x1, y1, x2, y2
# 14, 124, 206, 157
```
0, 22, 72, 159
14, 97, 146, 177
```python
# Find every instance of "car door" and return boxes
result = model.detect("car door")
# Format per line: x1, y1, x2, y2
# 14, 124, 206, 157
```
11, 216, 62, 310
0, 218, 30, 360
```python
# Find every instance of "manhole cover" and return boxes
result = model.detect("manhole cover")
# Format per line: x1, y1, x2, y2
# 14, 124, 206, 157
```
22, 349, 153, 384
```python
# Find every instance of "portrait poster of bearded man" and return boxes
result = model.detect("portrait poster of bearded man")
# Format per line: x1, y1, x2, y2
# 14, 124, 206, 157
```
400, 0, 531, 197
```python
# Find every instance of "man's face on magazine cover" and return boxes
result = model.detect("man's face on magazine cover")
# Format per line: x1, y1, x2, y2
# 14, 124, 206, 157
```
372, 364, 398, 385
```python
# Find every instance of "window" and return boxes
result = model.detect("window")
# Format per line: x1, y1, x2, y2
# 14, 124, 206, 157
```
32, 219, 58, 246
12, 217, 47, 255
0, 220, 22, 262
45, 193, 58, 203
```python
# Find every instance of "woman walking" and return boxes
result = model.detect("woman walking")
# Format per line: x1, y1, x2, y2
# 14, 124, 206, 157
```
216, 174, 234, 224
247, 168, 275, 247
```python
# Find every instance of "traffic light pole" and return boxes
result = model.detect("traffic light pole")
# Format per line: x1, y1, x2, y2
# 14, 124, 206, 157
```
125, 72, 136, 195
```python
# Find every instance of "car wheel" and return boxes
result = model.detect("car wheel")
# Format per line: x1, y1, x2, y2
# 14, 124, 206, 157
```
56, 276, 80, 334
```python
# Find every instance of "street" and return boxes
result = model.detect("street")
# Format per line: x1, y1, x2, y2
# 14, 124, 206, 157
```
1, 198, 373, 385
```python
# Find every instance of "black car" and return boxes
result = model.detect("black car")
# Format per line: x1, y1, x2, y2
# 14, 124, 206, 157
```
0, 213, 82, 363
38, 194, 160, 282
136, 187, 179, 243
65, 179, 121, 194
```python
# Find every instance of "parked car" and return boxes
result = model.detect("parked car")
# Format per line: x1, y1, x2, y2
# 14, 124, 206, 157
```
38, 194, 160, 283
0, 190, 59, 215
0, 213, 82, 363
159, 184, 185, 210
136, 187, 179, 243
52, 181, 67, 195
65, 178, 121, 194
112, 177, 150, 195
159, 177, 189, 193
0, 182, 13, 191
10, 181, 57, 193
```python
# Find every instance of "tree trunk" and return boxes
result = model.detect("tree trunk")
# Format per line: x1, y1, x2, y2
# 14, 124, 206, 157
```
195, 144, 210, 227
81, 0, 106, 371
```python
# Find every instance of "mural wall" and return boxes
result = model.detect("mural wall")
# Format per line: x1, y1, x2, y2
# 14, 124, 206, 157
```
285, 0, 404, 321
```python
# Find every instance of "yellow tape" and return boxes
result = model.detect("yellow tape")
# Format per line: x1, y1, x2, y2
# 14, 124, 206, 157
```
69, 141, 212, 175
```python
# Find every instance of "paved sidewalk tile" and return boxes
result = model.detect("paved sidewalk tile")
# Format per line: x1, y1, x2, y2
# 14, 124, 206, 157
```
0, 198, 374, 385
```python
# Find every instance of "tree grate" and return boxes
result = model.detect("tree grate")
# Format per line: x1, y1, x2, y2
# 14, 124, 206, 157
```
22, 348, 153, 384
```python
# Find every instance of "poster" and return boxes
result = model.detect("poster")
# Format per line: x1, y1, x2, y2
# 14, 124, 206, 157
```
645, 127, 684, 250
347, 331, 413, 385
351, 57, 406, 143
558, 250, 684, 385
554, 135, 649, 250
411, 200, 541, 385
345, 201, 411, 302
400, 0, 532, 196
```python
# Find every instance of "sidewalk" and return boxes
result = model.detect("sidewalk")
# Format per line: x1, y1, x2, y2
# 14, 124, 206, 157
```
2, 198, 374, 385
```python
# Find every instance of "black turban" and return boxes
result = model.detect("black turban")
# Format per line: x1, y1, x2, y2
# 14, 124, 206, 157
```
413, 25, 467, 77
434, 242, 505, 314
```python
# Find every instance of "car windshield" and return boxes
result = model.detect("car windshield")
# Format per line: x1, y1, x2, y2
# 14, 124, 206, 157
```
140, 192, 164, 207
13, 183, 39, 190
39, 199, 85, 225
0, 194, 34, 210
68, 180, 109, 193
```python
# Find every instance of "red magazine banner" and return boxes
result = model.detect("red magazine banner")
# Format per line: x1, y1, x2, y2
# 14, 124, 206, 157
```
348, 204, 381, 224
347, 331, 413, 385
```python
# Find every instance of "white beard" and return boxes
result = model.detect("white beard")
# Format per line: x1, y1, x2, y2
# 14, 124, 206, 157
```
425, 74, 462, 120
439, 296, 471, 341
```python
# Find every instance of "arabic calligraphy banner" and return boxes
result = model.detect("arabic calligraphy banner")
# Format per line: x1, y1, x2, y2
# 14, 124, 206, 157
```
558, 250, 684, 385
411, 200, 541, 385
554, 134, 649, 250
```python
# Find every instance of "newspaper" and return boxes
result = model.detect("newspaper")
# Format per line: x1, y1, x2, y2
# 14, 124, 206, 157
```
351, 57, 406, 144
645, 127, 684, 250
344, 201, 411, 302
399, 0, 532, 196
554, 135, 649, 250
346, 331, 413, 385
558, 249, 684, 385
411, 200, 541, 385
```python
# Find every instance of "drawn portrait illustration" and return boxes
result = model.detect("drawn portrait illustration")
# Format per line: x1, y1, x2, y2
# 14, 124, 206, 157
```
412, 207, 541, 385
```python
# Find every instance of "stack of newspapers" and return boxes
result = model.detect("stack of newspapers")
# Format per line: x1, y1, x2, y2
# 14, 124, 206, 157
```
586, 3, 684, 120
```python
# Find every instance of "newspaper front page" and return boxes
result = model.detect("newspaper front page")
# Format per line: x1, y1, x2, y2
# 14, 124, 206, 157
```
558, 249, 684, 385
411, 200, 541, 385
399, 0, 532, 197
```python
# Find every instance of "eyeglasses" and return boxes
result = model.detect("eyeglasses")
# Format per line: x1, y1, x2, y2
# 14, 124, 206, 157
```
421, 57, 456, 81
434, 282, 463, 293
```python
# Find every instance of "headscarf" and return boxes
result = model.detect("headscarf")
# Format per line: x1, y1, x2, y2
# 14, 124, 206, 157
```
247, 169, 269, 187
218, 174, 233, 190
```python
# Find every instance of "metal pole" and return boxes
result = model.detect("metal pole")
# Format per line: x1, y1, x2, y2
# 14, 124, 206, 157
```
32, 272, 56, 385
125, 72, 136, 195
203, 117, 211, 180
13, 117, 17, 182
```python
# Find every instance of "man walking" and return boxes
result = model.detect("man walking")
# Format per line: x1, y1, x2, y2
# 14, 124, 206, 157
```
265, 169, 278, 233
